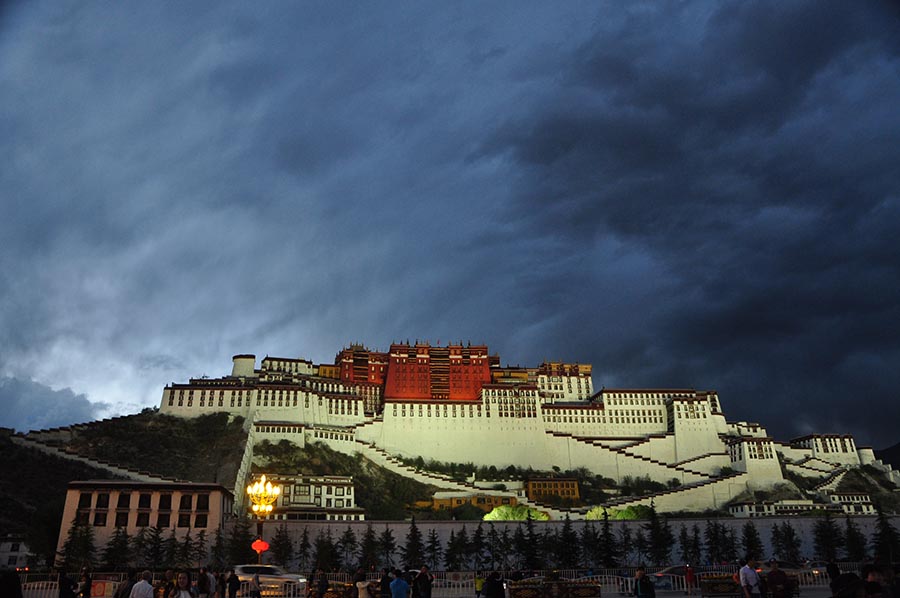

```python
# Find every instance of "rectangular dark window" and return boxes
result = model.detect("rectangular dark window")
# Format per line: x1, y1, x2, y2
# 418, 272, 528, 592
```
194, 514, 208, 528
156, 513, 170, 528
115, 512, 129, 527
138, 494, 152, 509
179, 494, 193, 510
78, 493, 92, 509
96, 493, 110, 508
93, 512, 107, 527
117, 493, 131, 509
136, 512, 150, 527
75, 512, 89, 525
177, 513, 191, 528
158, 495, 172, 511
196, 494, 210, 511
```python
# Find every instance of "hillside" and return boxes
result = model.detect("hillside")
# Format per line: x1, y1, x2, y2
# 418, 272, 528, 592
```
0, 429, 121, 565
253, 439, 438, 520
875, 441, 900, 470
42, 409, 248, 485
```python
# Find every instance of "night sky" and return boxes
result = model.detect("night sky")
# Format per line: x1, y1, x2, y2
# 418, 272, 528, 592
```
2, 2, 899, 448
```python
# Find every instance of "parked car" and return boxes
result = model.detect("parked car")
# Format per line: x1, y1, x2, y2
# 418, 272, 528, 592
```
234, 564, 307, 596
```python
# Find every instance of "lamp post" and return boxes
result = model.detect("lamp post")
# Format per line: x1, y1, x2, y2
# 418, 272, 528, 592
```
246, 474, 280, 564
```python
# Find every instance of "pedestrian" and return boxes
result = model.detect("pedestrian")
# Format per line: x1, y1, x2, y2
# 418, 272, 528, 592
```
129, 571, 155, 598
475, 573, 485, 598
78, 568, 93, 598
634, 567, 655, 598
685, 565, 695, 596
169, 572, 196, 598
249, 571, 262, 598
315, 570, 329, 598
390, 570, 410, 598
226, 571, 240, 598
483, 572, 505, 598
739, 558, 762, 598
379, 569, 392, 598
412, 567, 432, 598
58, 569, 78, 598
355, 569, 371, 598
197, 568, 211, 598
115, 571, 138, 598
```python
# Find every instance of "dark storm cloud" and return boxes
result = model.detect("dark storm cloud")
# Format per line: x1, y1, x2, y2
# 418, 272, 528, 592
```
0, 377, 109, 432
0, 1, 897, 446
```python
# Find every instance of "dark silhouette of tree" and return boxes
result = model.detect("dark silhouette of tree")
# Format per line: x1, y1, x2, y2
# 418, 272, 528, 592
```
643, 504, 672, 565
470, 523, 487, 571
455, 526, 471, 569
209, 528, 226, 570
556, 515, 580, 569
378, 526, 397, 568
313, 528, 339, 571
522, 516, 542, 569
778, 522, 802, 563
580, 520, 601, 568
497, 527, 514, 571
872, 505, 900, 563
679, 525, 691, 564
704, 521, 722, 563
618, 526, 633, 566
741, 521, 763, 561
271, 524, 295, 568
59, 519, 96, 569
813, 513, 843, 561
176, 531, 194, 568
101, 527, 131, 570
485, 523, 500, 570
601, 511, 620, 567
297, 527, 312, 572
689, 524, 703, 565
770, 524, 784, 559
424, 528, 443, 570
843, 516, 867, 562
511, 524, 527, 569
358, 525, 379, 571
142, 527, 165, 569
400, 518, 425, 570
194, 530, 208, 566
162, 528, 179, 569
338, 526, 358, 570
444, 530, 462, 571
634, 529, 648, 565
227, 518, 256, 565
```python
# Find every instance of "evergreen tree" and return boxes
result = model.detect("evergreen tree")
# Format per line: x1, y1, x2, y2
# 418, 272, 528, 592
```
424, 528, 443, 571
618, 526, 633, 566
59, 520, 96, 570
843, 516, 867, 562
722, 526, 738, 562
499, 528, 515, 570
741, 521, 764, 561
643, 504, 672, 565
541, 527, 559, 568
470, 523, 487, 572
580, 520, 601, 569
679, 525, 691, 564
359, 525, 379, 571
444, 530, 461, 571
634, 529, 648, 565
176, 531, 194, 568
297, 527, 312, 572
162, 528, 179, 569
143, 526, 165, 569
271, 524, 295, 568
522, 516, 542, 569
485, 523, 501, 570
131, 528, 149, 569
770, 523, 784, 559
313, 528, 339, 571
455, 526, 471, 570
556, 515, 580, 569
338, 526, 358, 570
401, 519, 425, 570
872, 505, 900, 563
194, 530, 208, 566
704, 521, 721, 563
813, 513, 843, 561
227, 517, 256, 565
512, 525, 527, 569
209, 528, 227, 570
601, 511, 620, 568
102, 527, 131, 571
689, 524, 703, 565
378, 526, 397, 568
779, 522, 802, 563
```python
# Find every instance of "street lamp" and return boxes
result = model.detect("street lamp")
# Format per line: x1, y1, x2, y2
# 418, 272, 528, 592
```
246, 474, 281, 563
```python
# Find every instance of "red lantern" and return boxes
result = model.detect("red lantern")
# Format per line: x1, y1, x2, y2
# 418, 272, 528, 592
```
252, 538, 270, 554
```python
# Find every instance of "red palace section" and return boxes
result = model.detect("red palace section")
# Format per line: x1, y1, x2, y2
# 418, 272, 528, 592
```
336, 342, 495, 400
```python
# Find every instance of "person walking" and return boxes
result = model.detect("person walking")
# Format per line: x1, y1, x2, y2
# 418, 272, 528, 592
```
739, 558, 762, 598
129, 572, 155, 598
634, 567, 655, 598
226, 571, 240, 598
390, 570, 410, 598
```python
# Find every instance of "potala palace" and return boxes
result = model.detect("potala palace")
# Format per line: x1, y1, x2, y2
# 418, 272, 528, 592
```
159, 342, 898, 517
